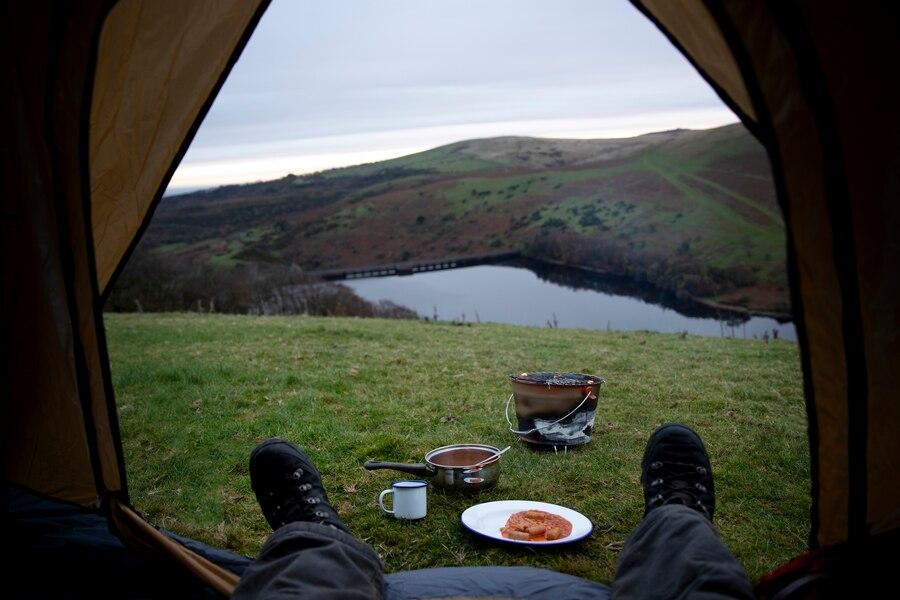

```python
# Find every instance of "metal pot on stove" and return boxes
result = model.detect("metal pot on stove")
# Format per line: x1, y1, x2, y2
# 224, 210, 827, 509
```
506, 371, 605, 446
364, 443, 502, 492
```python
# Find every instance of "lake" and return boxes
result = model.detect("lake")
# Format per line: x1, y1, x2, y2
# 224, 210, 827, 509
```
345, 261, 796, 341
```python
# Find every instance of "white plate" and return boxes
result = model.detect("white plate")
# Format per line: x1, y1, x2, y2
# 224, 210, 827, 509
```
460, 500, 593, 546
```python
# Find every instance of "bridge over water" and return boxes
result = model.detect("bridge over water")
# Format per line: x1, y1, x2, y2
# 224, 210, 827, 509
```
309, 251, 520, 281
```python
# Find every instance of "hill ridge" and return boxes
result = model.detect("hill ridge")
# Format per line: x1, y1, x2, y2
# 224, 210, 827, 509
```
117, 123, 789, 316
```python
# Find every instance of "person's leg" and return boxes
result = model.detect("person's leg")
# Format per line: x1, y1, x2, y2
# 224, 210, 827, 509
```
611, 424, 754, 600
233, 439, 384, 599
234, 521, 382, 599
612, 504, 753, 600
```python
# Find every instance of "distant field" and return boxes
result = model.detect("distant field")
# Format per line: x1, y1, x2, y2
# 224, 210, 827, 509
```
107, 313, 808, 583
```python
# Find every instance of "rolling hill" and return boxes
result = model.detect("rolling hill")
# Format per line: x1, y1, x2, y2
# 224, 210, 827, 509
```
112, 123, 789, 316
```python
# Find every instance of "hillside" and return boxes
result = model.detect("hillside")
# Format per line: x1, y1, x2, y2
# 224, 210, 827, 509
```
113, 123, 789, 315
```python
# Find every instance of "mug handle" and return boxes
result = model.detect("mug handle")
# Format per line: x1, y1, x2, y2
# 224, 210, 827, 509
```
378, 489, 394, 515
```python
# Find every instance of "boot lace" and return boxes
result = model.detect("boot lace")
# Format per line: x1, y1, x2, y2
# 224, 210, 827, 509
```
265, 469, 332, 528
646, 459, 711, 517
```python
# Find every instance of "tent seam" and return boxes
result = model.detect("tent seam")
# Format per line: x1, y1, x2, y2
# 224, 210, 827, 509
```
764, 0, 869, 543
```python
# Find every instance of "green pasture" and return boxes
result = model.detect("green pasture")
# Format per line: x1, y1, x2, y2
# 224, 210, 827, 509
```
107, 313, 808, 583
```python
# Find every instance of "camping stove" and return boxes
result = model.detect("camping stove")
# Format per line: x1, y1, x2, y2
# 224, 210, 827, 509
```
506, 372, 604, 447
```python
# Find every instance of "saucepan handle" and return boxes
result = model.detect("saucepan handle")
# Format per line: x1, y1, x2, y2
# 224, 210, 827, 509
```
364, 461, 433, 477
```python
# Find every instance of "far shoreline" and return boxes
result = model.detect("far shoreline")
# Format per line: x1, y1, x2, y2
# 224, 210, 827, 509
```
306, 251, 793, 325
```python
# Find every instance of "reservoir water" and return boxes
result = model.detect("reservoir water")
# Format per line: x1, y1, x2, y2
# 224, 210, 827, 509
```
345, 261, 796, 341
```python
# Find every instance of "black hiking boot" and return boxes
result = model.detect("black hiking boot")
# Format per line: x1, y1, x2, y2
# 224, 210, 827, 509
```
249, 438, 348, 532
641, 423, 716, 521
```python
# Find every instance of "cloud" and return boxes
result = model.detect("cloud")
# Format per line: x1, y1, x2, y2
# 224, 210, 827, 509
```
167, 0, 738, 192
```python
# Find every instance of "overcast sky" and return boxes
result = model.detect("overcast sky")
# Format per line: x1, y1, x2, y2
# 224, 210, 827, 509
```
168, 0, 736, 192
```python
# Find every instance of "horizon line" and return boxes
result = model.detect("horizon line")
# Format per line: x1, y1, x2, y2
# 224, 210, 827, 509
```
167, 109, 739, 194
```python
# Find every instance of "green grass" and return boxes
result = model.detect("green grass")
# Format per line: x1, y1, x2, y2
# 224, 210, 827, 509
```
239, 228, 267, 243
154, 242, 188, 254
209, 240, 243, 267
106, 313, 808, 583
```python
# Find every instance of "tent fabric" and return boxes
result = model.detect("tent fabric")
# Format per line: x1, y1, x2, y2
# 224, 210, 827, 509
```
90, 0, 268, 295
636, 0, 756, 125
9, 485, 238, 599
3, 0, 122, 508
795, 2, 900, 540
4, 0, 900, 596
111, 500, 242, 596
634, 0, 900, 549
4, 0, 268, 595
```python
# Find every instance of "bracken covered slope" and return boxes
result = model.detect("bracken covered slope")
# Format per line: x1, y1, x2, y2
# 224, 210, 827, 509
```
128, 123, 788, 314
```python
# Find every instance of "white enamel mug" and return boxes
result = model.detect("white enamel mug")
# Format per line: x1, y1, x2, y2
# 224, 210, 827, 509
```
379, 480, 427, 520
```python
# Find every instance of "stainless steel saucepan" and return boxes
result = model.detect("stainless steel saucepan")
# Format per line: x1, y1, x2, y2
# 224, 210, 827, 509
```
364, 443, 502, 492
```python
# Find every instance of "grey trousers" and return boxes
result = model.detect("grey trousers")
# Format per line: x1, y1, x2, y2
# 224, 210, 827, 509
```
233, 522, 384, 599
234, 504, 753, 600
612, 505, 755, 600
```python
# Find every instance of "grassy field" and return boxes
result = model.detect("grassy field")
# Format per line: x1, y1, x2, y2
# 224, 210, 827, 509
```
106, 313, 808, 584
